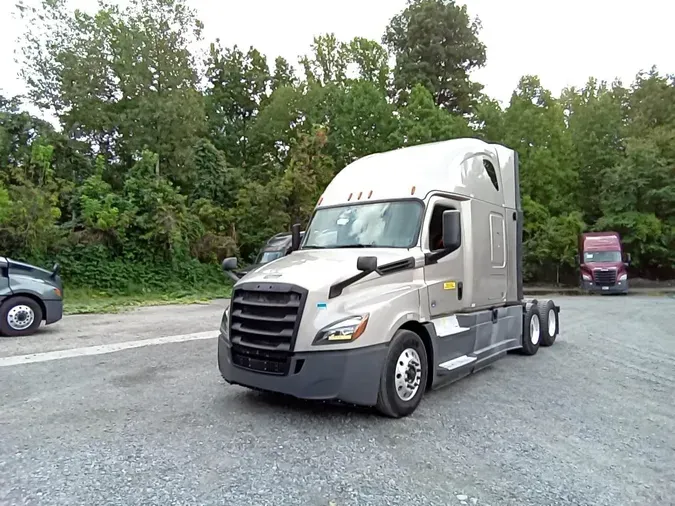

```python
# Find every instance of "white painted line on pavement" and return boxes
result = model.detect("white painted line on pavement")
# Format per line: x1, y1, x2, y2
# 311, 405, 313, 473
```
0, 331, 219, 368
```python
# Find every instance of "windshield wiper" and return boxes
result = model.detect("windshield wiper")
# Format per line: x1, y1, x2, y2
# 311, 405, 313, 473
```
331, 244, 376, 248
303, 244, 377, 250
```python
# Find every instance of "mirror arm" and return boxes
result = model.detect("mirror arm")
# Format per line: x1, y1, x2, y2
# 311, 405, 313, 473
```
328, 269, 378, 299
226, 271, 242, 283
424, 247, 453, 266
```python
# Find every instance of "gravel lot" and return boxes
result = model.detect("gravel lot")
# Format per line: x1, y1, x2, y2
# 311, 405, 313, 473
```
1, 295, 674, 506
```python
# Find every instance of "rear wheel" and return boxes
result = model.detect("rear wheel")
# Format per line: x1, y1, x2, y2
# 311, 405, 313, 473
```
376, 329, 428, 418
520, 304, 541, 356
538, 300, 558, 347
0, 296, 43, 337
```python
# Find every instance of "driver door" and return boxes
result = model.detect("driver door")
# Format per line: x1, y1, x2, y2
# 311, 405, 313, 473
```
422, 195, 465, 318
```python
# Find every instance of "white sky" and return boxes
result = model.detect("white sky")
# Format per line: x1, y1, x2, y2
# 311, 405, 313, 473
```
0, 0, 672, 117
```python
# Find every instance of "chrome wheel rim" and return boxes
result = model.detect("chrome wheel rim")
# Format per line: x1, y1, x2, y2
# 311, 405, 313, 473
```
548, 309, 556, 336
7, 305, 35, 331
394, 348, 422, 401
530, 314, 540, 345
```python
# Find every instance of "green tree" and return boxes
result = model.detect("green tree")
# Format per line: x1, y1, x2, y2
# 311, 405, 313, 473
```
299, 33, 349, 86
346, 37, 389, 90
280, 128, 335, 226
18, 0, 207, 185
271, 57, 297, 92
205, 43, 271, 167
329, 81, 398, 167
397, 84, 473, 145
562, 78, 626, 222
502, 76, 579, 216
383, 0, 486, 115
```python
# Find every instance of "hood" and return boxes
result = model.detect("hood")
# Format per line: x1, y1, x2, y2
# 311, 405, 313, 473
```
4, 257, 61, 287
237, 248, 419, 292
7, 257, 54, 276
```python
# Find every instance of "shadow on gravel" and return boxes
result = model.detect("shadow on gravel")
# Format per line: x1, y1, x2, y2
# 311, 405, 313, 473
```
235, 389, 380, 418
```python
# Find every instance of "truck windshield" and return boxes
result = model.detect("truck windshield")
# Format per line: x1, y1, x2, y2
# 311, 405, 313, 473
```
303, 201, 423, 249
583, 251, 621, 263
256, 250, 284, 264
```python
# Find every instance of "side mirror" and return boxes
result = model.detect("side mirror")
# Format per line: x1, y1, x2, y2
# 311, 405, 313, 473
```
442, 210, 461, 252
51, 263, 61, 278
291, 223, 302, 252
221, 257, 238, 272
625, 253, 632, 265
356, 256, 378, 273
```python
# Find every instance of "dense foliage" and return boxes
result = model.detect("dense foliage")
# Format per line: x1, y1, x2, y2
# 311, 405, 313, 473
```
1, 0, 673, 292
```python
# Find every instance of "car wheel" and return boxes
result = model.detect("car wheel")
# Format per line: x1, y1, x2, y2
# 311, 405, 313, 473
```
375, 329, 428, 418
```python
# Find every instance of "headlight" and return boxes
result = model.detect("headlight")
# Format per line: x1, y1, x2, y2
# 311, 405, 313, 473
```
220, 305, 230, 335
618, 273, 627, 281
314, 315, 369, 345
582, 273, 591, 281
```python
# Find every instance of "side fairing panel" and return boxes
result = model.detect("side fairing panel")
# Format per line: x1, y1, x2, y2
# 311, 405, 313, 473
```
467, 199, 508, 309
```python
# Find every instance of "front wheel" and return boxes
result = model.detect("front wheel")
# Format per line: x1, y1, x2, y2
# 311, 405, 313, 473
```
376, 329, 428, 418
0, 296, 43, 337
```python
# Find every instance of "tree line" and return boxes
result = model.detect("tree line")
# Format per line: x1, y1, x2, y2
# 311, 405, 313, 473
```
0, 0, 673, 294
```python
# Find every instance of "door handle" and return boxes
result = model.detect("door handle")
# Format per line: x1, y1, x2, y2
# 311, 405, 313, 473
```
457, 281, 463, 301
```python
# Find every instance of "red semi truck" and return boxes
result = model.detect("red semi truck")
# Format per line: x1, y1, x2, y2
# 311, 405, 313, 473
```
579, 232, 630, 294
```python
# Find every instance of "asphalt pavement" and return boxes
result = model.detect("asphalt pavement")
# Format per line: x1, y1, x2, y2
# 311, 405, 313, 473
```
1, 296, 674, 506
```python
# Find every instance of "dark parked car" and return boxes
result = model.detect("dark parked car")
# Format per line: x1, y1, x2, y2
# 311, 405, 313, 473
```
0, 256, 63, 337
236, 231, 305, 278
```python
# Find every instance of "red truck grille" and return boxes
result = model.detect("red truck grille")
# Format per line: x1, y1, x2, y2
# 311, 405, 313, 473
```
593, 269, 617, 286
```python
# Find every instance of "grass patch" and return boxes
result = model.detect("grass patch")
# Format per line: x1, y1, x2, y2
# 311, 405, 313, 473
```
64, 286, 232, 315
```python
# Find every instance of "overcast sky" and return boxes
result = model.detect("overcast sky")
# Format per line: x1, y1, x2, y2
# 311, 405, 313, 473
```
1, 0, 672, 116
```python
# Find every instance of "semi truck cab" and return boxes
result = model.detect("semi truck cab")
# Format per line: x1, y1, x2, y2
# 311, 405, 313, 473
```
579, 232, 630, 294
218, 138, 561, 418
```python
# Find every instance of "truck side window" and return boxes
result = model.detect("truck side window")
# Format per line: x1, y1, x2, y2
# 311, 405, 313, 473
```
428, 203, 456, 251
483, 159, 499, 191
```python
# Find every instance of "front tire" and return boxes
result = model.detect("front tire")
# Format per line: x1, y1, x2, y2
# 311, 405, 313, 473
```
520, 304, 541, 356
376, 329, 428, 418
0, 296, 43, 337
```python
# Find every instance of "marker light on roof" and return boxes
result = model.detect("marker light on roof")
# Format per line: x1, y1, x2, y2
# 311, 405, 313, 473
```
318, 196, 323, 205
357, 191, 362, 200
368, 190, 373, 199
348, 193, 353, 201
411, 186, 416, 195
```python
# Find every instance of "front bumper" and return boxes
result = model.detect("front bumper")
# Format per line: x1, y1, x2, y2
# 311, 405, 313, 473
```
218, 334, 388, 407
581, 279, 629, 294
43, 299, 63, 324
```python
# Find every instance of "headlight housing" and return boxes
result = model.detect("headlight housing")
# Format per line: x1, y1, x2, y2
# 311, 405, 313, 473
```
220, 305, 230, 336
582, 273, 591, 281
618, 273, 627, 281
314, 315, 369, 345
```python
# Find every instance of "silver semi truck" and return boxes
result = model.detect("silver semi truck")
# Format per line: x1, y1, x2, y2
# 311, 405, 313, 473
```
218, 138, 560, 418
